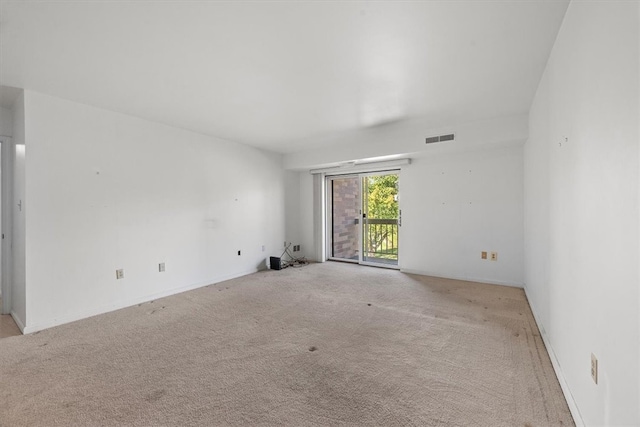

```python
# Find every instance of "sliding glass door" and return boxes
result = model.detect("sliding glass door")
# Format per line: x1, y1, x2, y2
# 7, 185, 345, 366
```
327, 171, 400, 268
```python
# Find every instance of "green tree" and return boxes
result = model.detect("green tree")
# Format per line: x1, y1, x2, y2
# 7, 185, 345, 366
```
366, 174, 398, 219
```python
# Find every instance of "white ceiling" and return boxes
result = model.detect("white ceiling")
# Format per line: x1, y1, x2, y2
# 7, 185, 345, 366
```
0, 0, 568, 153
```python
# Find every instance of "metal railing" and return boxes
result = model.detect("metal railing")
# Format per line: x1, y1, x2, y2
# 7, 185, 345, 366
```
363, 218, 398, 259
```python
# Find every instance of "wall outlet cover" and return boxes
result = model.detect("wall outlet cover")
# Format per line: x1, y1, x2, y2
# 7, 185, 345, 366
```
490, 252, 498, 261
481, 251, 487, 259
591, 353, 598, 384
116, 269, 124, 280
159, 262, 165, 272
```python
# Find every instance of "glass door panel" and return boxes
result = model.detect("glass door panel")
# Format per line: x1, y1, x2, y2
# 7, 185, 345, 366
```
329, 176, 361, 262
362, 173, 399, 266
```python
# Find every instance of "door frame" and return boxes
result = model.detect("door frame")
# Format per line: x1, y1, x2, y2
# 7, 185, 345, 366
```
325, 169, 401, 269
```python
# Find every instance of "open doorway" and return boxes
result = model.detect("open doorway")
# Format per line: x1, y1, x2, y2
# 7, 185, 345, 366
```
0, 136, 20, 337
0, 86, 24, 336
326, 171, 400, 268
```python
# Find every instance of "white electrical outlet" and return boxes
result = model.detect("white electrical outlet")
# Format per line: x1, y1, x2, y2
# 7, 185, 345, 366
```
490, 252, 498, 261
116, 269, 124, 280
591, 353, 598, 384
159, 262, 165, 272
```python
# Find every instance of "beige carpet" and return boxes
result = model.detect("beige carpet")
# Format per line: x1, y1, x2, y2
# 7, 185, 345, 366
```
0, 298, 22, 339
0, 262, 573, 426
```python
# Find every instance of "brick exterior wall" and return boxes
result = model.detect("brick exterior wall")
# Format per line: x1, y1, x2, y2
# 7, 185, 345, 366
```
331, 177, 360, 259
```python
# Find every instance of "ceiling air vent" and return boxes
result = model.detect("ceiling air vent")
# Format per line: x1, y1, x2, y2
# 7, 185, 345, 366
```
425, 133, 455, 144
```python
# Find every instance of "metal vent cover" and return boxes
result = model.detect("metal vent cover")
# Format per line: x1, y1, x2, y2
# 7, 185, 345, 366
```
425, 136, 440, 144
425, 133, 455, 144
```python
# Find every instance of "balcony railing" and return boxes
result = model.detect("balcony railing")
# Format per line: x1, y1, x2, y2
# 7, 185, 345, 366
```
363, 218, 398, 260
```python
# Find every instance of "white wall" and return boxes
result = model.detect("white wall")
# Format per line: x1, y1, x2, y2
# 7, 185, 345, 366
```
13, 144, 25, 326
22, 91, 286, 332
287, 114, 527, 287
525, 2, 639, 425
298, 172, 314, 260
285, 114, 527, 170
283, 170, 301, 252
11, 92, 25, 328
401, 146, 523, 285
0, 106, 14, 137
292, 144, 524, 286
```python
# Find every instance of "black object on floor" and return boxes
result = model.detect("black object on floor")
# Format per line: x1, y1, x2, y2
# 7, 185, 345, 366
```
269, 256, 282, 270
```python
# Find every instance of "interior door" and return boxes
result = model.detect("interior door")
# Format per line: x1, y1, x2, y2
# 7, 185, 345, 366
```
327, 171, 400, 268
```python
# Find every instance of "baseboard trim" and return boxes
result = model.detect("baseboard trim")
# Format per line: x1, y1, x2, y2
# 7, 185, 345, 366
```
523, 285, 585, 427
10, 310, 26, 333
22, 268, 259, 334
400, 269, 523, 288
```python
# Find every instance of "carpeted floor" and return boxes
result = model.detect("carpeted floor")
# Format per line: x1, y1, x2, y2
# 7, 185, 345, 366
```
0, 298, 22, 339
0, 262, 573, 426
